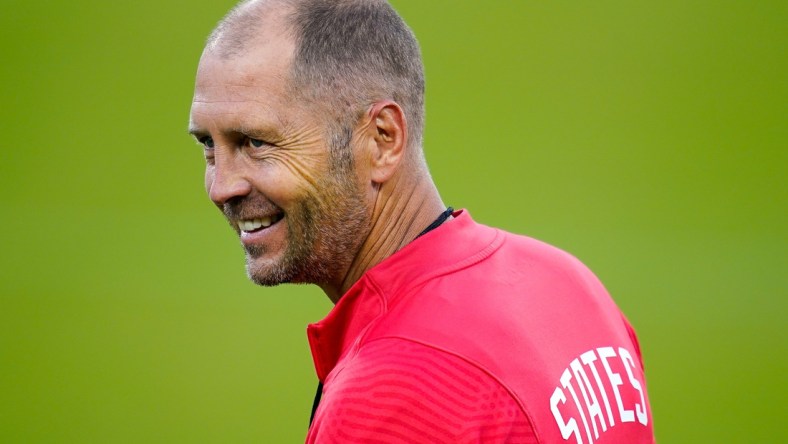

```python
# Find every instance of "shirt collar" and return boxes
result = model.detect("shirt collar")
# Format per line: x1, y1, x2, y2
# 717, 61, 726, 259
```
306, 209, 500, 381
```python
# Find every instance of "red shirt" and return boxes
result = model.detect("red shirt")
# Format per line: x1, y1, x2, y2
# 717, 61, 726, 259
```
306, 210, 655, 443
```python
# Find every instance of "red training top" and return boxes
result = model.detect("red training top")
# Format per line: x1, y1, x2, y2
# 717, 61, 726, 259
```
306, 210, 655, 443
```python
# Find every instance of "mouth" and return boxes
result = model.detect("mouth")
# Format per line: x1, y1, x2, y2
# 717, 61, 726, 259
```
236, 212, 284, 234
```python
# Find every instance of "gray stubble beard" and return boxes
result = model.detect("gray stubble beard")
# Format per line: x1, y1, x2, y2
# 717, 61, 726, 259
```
244, 167, 370, 289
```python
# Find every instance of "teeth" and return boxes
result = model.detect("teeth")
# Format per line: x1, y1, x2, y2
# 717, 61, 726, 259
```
238, 220, 258, 232
238, 217, 275, 232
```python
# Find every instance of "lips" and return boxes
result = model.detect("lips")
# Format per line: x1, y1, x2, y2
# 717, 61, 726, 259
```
237, 212, 284, 233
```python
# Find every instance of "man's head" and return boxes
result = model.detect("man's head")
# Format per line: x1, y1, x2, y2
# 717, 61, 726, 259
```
189, 0, 427, 293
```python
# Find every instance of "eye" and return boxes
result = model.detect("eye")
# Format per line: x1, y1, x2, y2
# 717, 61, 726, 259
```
250, 138, 266, 148
199, 136, 215, 149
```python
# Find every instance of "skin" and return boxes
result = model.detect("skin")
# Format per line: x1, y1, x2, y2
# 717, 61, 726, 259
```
189, 4, 447, 303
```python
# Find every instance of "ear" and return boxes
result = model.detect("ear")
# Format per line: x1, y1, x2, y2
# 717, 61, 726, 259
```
364, 101, 408, 184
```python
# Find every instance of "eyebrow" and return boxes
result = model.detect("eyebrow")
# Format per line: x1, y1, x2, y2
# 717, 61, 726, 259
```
188, 102, 294, 139
237, 123, 280, 139
187, 123, 284, 142
187, 123, 206, 138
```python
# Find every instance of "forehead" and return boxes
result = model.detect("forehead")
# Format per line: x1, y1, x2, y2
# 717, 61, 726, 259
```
190, 21, 298, 132
193, 55, 288, 103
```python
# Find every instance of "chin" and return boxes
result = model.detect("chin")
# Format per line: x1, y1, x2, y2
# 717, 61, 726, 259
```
245, 254, 291, 287
246, 267, 291, 287
245, 250, 338, 288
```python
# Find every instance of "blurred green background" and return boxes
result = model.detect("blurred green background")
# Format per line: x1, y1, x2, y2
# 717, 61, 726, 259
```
1, 0, 785, 442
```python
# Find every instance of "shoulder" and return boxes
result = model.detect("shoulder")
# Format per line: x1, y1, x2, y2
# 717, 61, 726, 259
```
307, 338, 539, 444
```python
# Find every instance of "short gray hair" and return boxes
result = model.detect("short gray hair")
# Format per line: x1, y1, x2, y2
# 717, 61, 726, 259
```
288, 0, 425, 160
208, 0, 426, 165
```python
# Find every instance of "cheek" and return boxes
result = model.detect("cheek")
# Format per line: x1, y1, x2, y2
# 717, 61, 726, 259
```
263, 158, 324, 200
258, 173, 308, 207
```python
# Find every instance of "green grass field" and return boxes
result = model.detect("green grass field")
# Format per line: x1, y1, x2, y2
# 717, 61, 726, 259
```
1, 1, 785, 442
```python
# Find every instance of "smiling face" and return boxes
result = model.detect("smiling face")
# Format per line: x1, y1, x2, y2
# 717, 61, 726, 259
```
189, 18, 371, 288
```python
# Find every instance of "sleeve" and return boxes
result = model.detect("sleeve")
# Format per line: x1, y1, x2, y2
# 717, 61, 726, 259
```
306, 338, 538, 444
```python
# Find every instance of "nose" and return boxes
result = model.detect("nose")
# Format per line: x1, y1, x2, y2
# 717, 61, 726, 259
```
206, 156, 253, 206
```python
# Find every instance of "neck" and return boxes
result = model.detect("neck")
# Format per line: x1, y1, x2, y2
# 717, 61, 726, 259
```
319, 169, 446, 303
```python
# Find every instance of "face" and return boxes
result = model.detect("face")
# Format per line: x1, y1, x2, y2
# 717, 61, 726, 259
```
189, 24, 371, 288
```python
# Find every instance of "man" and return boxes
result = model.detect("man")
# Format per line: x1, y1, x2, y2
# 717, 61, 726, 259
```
189, 0, 656, 442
